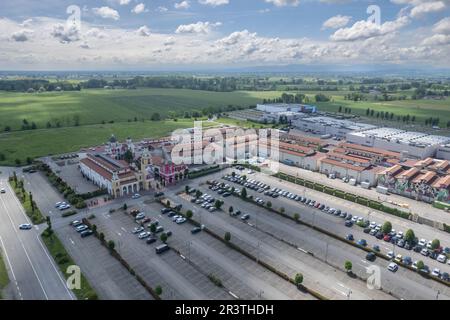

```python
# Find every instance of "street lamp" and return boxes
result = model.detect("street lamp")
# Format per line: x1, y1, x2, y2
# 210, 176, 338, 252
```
347, 289, 352, 300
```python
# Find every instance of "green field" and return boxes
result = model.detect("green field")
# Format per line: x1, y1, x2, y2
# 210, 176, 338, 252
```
0, 88, 273, 131
0, 119, 216, 165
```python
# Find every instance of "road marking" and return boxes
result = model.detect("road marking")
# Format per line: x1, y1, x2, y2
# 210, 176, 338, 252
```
117, 232, 122, 237
229, 291, 239, 299
0, 235, 22, 300
69, 238, 75, 246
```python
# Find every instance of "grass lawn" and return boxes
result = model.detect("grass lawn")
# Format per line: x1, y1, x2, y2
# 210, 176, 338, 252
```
0, 250, 10, 299
0, 119, 215, 166
41, 230, 97, 300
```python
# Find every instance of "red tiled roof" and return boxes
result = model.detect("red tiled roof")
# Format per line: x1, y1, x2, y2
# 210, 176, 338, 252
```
320, 158, 366, 172
340, 142, 401, 158
80, 158, 113, 180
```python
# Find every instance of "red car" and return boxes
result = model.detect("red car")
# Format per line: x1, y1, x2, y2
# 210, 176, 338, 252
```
143, 217, 152, 224
383, 234, 391, 242
315, 203, 321, 208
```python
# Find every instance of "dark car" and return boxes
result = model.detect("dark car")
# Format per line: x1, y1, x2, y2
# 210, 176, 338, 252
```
155, 192, 164, 197
363, 227, 371, 234
404, 242, 413, 250
366, 252, 376, 261
80, 230, 94, 238
191, 227, 202, 234
375, 232, 384, 240
372, 245, 380, 252
222, 192, 231, 197
357, 239, 367, 247
413, 245, 422, 253
165, 231, 173, 237
161, 208, 171, 214
345, 220, 353, 227
346, 234, 354, 241
146, 237, 157, 244
441, 272, 450, 282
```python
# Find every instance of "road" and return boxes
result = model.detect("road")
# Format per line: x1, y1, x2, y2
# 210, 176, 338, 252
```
0, 169, 74, 300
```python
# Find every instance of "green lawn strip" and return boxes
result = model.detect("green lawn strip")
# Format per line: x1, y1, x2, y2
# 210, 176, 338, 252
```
9, 179, 45, 224
0, 249, 10, 299
41, 230, 98, 300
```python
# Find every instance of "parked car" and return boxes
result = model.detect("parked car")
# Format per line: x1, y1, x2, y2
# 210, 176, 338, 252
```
437, 254, 447, 263
241, 214, 250, 221
357, 239, 367, 247
191, 227, 202, 234
387, 262, 399, 272
372, 245, 380, 252
132, 226, 144, 234
345, 234, 354, 241
366, 252, 376, 261
19, 223, 32, 230
345, 220, 353, 227
80, 230, 94, 238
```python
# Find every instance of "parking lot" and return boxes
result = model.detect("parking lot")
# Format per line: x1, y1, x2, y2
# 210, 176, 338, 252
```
166, 173, 450, 300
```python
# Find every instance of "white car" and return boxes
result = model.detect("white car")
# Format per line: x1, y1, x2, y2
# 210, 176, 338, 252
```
387, 262, 398, 272
132, 226, 144, 234
369, 221, 377, 229
387, 251, 395, 259
431, 268, 441, 277
132, 193, 141, 199
55, 201, 63, 208
396, 231, 404, 239
172, 215, 181, 222
426, 241, 433, 250
19, 223, 32, 230
176, 217, 187, 224
437, 254, 447, 263
135, 213, 145, 220
0, 188, 5, 194
138, 232, 151, 239
418, 238, 427, 247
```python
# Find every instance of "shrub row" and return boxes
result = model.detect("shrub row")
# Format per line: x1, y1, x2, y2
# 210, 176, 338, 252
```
188, 165, 221, 179
274, 172, 411, 220
80, 189, 108, 200
8, 178, 45, 224
61, 210, 78, 218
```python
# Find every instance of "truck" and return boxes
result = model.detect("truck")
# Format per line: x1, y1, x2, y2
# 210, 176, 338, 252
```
376, 185, 389, 195
349, 178, 356, 186
155, 244, 170, 254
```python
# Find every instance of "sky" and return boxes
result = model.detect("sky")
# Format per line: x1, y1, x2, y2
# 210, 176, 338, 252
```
0, 0, 450, 70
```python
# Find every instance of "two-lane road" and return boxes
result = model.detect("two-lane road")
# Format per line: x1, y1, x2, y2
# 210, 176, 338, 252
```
0, 177, 74, 300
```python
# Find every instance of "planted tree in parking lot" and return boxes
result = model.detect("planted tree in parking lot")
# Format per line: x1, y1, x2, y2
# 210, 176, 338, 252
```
92, 224, 97, 235
224, 232, 231, 243
266, 201, 272, 209
416, 260, 424, 272
405, 229, 415, 243
186, 210, 193, 219
160, 233, 168, 243
280, 207, 285, 214
431, 239, 440, 250
196, 190, 202, 199
107, 240, 115, 252
215, 200, 224, 210
185, 185, 190, 194
294, 273, 304, 287
155, 285, 162, 296
293, 213, 300, 223
123, 203, 127, 211
240, 188, 247, 199
344, 261, 352, 273
382, 221, 392, 234
99, 232, 105, 242
150, 224, 157, 233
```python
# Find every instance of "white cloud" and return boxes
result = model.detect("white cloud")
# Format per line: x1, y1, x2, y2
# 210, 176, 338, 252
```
433, 17, 450, 34
174, 1, 191, 9
175, 21, 222, 34
132, 3, 148, 14
11, 29, 33, 42
410, 1, 446, 18
137, 25, 151, 36
198, 0, 229, 6
265, 0, 300, 7
157, 6, 169, 12
51, 23, 81, 43
422, 34, 450, 45
330, 15, 410, 41
92, 7, 120, 20
322, 15, 352, 30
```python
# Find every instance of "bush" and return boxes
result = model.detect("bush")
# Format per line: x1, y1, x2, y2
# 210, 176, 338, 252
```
61, 210, 77, 218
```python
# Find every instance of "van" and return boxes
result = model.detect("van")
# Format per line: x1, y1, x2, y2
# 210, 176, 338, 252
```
155, 244, 170, 254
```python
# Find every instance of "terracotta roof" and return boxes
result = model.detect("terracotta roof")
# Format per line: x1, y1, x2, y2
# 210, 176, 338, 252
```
398, 167, 419, 180
340, 142, 401, 158
279, 142, 315, 155
320, 158, 367, 172
80, 158, 113, 180
414, 157, 434, 168
327, 152, 371, 164
281, 148, 314, 158
412, 171, 436, 184
432, 175, 450, 189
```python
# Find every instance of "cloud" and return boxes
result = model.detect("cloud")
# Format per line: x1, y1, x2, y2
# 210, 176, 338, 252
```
86, 28, 107, 39
198, 0, 229, 6
410, 1, 446, 18
322, 15, 352, 30
330, 15, 410, 41
132, 3, 148, 14
264, 0, 300, 7
137, 25, 151, 36
157, 6, 169, 12
51, 23, 81, 43
92, 7, 120, 20
174, 1, 191, 9
433, 17, 450, 34
175, 21, 222, 34
11, 29, 33, 42
422, 33, 450, 45
19, 19, 33, 27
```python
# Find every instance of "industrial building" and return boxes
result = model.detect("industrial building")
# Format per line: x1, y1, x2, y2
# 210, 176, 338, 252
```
256, 103, 316, 114
292, 116, 376, 138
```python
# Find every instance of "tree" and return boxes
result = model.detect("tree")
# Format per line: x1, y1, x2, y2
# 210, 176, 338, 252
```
186, 210, 193, 219
160, 233, 168, 243
150, 224, 157, 233
123, 150, 133, 164
215, 200, 224, 210
416, 260, 424, 272
344, 261, 352, 273
151, 113, 161, 121
431, 239, 440, 250
155, 285, 162, 296
293, 213, 300, 223
240, 188, 247, 199
294, 273, 304, 287
224, 232, 231, 242
382, 221, 392, 234
99, 232, 105, 242
108, 240, 115, 252
405, 229, 415, 243
196, 190, 202, 199
46, 216, 52, 231
280, 207, 285, 214
185, 185, 190, 194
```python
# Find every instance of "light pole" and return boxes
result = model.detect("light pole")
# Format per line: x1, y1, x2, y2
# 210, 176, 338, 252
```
347, 289, 352, 300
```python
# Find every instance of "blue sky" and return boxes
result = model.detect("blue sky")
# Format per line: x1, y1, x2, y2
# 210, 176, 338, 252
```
0, 0, 449, 70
